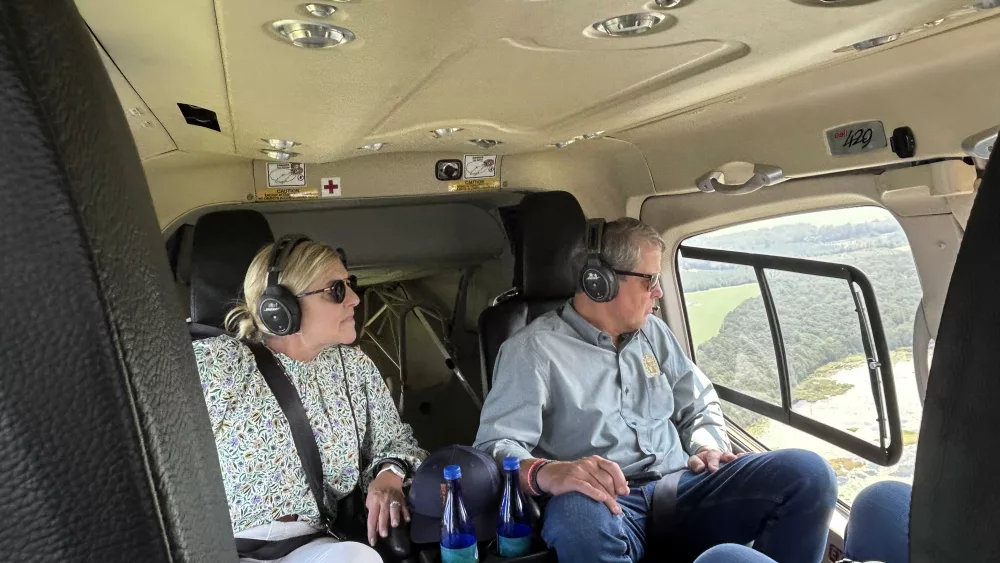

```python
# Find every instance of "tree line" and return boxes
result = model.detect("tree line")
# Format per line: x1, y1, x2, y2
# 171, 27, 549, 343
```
682, 220, 921, 428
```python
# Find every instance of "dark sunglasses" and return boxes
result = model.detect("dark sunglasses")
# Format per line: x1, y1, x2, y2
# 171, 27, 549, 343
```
296, 275, 357, 304
613, 270, 661, 292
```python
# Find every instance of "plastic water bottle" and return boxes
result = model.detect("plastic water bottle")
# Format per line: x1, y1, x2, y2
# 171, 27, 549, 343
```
497, 457, 532, 557
441, 465, 479, 563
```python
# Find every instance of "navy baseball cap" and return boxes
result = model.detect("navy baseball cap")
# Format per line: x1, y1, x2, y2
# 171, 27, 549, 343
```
408, 445, 502, 544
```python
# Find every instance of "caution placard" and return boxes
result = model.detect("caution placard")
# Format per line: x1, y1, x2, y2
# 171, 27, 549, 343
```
448, 178, 501, 192
255, 186, 321, 201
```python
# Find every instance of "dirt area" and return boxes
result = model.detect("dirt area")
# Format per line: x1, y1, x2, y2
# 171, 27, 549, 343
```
752, 360, 923, 504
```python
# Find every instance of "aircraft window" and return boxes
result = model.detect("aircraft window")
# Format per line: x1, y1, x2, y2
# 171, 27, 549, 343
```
677, 206, 923, 506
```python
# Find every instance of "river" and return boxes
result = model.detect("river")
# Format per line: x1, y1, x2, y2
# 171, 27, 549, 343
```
752, 359, 924, 504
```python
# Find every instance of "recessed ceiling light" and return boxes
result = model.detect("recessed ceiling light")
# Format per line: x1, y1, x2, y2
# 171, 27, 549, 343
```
303, 3, 337, 17
270, 20, 355, 49
582, 131, 605, 140
358, 142, 386, 151
592, 13, 666, 37
470, 139, 502, 149
261, 138, 299, 150
430, 127, 464, 138
260, 149, 299, 160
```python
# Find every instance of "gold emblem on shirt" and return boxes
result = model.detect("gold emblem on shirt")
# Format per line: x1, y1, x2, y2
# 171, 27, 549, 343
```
643, 354, 659, 378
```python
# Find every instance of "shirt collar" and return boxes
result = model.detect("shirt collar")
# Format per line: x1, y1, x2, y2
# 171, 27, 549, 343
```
559, 300, 640, 349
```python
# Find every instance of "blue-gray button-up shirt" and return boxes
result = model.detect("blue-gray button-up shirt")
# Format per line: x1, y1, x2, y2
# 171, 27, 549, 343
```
474, 302, 730, 477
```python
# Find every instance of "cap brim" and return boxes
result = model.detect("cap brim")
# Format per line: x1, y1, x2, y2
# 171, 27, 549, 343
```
409, 512, 497, 545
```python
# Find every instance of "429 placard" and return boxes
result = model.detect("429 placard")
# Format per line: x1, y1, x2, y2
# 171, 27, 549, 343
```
825, 121, 888, 156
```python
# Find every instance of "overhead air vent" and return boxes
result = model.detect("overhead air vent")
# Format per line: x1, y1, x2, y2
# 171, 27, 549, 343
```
177, 103, 221, 132
591, 13, 668, 37
270, 20, 355, 49
470, 139, 502, 149
303, 3, 338, 17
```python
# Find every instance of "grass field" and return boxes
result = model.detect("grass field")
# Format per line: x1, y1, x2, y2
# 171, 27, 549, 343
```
684, 283, 760, 348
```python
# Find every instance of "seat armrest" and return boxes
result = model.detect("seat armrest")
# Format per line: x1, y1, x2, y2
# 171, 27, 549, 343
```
380, 523, 412, 560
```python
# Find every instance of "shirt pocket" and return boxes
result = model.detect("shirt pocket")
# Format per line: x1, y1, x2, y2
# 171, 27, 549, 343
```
645, 374, 673, 418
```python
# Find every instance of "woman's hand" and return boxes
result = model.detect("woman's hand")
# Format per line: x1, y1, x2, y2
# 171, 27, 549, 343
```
366, 469, 409, 546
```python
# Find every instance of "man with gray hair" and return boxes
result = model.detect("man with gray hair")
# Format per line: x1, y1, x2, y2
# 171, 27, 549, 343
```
474, 217, 837, 563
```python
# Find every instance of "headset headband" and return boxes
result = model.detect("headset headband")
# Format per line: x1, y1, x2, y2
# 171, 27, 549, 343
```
586, 219, 606, 258
267, 234, 310, 287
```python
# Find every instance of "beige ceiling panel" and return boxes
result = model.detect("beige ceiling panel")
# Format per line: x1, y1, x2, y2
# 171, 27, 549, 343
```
145, 152, 253, 229
76, 0, 236, 156
370, 39, 747, 138
503, 138, 653, 219
622, 14, 1000, 194
209, 0, 971, 163
94, 40, 176, 160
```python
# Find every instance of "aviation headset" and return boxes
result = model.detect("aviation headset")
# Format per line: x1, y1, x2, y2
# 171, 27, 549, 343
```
257, 234, 348, 336
580, 219, 619, 303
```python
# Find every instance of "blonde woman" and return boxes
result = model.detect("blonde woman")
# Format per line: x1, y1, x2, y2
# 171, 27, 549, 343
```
193, 234, 427, 562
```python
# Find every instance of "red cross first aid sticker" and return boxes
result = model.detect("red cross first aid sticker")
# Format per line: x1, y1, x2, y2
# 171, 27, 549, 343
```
320, 177, 342, 197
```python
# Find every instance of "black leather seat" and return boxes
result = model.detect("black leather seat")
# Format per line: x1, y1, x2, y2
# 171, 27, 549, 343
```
0, 1, 234, 559
479, 190, 587, 390
188, 210, 274, 339
910, 141, 1000, 561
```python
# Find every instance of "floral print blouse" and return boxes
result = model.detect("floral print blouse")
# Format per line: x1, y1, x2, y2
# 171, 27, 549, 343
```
193, 335, 427, 533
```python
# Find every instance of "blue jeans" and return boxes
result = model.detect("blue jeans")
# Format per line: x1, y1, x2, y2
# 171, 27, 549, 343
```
541, 449, 838, 563
681, 480, 914, 563
844, 481, 910, 563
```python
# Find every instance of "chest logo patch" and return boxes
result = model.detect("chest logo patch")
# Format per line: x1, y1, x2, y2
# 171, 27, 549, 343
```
643, 354, 659, 378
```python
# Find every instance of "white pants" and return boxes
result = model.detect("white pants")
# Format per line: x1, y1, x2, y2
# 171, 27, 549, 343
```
237, 522, 382, 563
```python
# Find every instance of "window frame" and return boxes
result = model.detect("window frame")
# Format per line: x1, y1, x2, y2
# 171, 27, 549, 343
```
677, 243, 903, 466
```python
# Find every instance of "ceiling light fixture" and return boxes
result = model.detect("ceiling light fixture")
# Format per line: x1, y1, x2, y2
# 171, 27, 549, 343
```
582, 131, 605, 140
654, 0, 682, 7
303, 3, 338, 17
834, 32, 900, 53
550, 138, 580, 149
469, 139, 502, 149
430, 127, 464, 138
261, 138, 299, 150
270, 20, 355, 49
592, 13, 666, 37
260, 149, 299, 160
358, 142, 386, 151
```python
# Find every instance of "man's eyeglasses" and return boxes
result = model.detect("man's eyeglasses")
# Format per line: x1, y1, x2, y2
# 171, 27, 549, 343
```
613, 270, 661, 292
296, 276, 357, 304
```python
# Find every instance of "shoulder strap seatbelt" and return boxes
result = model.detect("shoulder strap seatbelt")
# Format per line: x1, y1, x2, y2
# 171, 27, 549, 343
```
245, 341, 334, 528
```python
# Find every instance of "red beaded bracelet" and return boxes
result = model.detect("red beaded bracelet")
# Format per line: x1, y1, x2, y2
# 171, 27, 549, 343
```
527, 458, 553, 496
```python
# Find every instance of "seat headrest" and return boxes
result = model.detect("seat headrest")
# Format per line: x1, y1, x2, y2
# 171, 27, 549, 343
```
189, 210, 274, 328
514, 191, 586, 300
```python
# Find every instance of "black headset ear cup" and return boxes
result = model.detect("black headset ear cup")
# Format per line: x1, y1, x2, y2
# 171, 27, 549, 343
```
258, 285, 302, 336
580, 257, 618, 303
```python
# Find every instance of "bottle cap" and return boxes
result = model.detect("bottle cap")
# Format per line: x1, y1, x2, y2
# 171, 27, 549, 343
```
502, 457, 520, 471
443, 464, 462, 480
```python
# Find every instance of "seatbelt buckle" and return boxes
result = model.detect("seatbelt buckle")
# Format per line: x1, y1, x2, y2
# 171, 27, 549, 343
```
626, 470, 662, 488
324, 524, 349, 542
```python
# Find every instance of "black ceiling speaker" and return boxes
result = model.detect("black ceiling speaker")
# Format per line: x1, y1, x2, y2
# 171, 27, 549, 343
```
177, 103, 221, 132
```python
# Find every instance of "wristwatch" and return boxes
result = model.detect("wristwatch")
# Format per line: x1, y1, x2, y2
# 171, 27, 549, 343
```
378, 463, 406, 480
